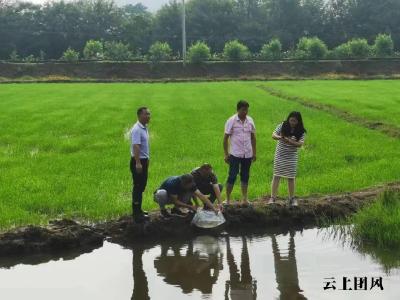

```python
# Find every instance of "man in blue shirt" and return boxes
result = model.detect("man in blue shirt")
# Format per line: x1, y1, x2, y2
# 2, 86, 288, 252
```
130, 107, 151, 223
154, 174, 218, 218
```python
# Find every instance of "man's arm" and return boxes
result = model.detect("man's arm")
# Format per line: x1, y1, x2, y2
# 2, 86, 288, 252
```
251, 132, 257, 162
223, 133, 230, 163
212, 184, 224, 211
133, 144, 142, 173
192, 195, 200, 208
132, 127, 143, 173
171, 195, 196, 211
194, 190, 218, 213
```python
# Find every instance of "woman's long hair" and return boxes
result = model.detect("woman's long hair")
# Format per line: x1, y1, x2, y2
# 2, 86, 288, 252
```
281, 111, 307, 141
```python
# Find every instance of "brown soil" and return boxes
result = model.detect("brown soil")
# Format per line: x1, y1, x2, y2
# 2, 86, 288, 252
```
2, 60, 400, 82
1, 182, 399, 259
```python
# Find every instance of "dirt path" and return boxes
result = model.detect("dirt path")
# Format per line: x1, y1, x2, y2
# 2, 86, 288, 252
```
257, 85, 400, 139
1, 182, 399, 260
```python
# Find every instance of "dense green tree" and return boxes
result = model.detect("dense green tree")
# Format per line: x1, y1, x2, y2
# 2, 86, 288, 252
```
1, 0, 400, 60
152, 1, 182, 54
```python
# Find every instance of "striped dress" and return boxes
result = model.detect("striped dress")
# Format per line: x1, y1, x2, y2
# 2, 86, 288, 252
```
273, 123, 305, 179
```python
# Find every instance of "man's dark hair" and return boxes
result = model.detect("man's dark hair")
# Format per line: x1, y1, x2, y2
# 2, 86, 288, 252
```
137, 107, 148, 116
180, 174, 194, 187
200, 163, 213, 171
237, 100, 249, 110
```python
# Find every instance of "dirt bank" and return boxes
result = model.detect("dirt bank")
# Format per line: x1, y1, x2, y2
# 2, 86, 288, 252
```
1, 182, 399, 258
2, 60, 400, 82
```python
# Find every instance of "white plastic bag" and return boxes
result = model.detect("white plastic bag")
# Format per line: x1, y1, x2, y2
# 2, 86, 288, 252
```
191, 209, 226, 229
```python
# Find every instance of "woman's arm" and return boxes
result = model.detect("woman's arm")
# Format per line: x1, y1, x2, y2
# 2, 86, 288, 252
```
283, 137, 304, 147
272, 123, 283, 140
272, 133, 282, 140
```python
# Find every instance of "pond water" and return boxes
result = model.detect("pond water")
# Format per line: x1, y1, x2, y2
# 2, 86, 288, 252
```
0, 226, 399, 300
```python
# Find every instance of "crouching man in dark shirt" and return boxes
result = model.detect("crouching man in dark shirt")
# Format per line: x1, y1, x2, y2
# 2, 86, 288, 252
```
191, 164, 224, 211
154, 174, 219, 219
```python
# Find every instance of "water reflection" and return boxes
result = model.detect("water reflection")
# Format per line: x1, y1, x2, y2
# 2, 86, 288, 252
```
131, 230, 307, 299
154, 237, 223, 294
225, 236, 257, 300
1, 227, 399, 300
131, 247, 150, 300
271, 230, 306, 300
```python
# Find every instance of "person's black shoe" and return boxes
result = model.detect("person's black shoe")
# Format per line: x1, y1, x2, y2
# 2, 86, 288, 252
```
134, 214, 149, 224
141, 210, 149, 216
171, 207, 187, 217
160, 209, 172, 219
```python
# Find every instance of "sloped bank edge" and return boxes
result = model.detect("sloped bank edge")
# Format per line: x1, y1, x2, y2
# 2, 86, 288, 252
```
1, 182, 399, 259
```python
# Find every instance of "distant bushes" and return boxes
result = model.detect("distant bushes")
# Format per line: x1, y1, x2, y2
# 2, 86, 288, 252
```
295, 37, 328, 60
331, 43, 352, 59
5, 33, 398, 63
348, 38, 371, 58
147, 41, 172, 63
374, 34, 394, 57
187, 41, 211, 64
83, 40, 103, 60
60, 47, 80, 62
104, 41, 133, 61
223, 40, 250, 61
259, 38, 282, 60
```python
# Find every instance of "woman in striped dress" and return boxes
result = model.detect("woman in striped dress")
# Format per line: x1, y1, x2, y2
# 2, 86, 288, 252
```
268, 111, 306, 206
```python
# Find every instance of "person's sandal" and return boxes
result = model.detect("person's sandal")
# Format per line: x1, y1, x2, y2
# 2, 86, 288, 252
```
171, 207, 187, 217
160, 209, 172, 219
241, 202, 248, 208
289, 197, 298, 207
267, 197, 276, 205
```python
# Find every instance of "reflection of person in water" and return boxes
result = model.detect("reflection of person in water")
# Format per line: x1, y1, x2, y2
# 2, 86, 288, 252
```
154, 236, 223, 294
271, 230, 307, 300
225, 236, 257, 300
131, 247, 150, 300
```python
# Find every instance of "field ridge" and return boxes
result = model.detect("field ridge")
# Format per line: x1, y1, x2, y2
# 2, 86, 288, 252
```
257, 85, 400, 139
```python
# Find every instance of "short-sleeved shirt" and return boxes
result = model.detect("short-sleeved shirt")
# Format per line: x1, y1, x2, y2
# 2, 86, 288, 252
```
159, 176, 197, 196
131, 121, 149, 159
224, 114, 256, 158
191, 168, 218, 192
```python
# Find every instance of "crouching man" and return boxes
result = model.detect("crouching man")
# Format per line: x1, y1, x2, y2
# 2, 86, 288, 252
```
154, 174, 219, 218
191, 163, 224, 211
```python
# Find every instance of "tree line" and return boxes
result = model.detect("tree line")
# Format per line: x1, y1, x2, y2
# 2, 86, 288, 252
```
1, 0, 400, 61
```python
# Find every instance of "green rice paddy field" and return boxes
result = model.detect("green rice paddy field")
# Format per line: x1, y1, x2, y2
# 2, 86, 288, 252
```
1, 80, 400, 230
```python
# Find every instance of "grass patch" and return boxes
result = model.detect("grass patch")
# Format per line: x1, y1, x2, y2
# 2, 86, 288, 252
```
1, 81, 400, 230
351, 191, 400, 248
265, 80, 400, 129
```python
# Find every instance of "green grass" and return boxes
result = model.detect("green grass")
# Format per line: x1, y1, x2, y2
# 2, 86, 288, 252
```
265, 80, 400, 128
351, 191, 400, 248
1, 81, 400, 230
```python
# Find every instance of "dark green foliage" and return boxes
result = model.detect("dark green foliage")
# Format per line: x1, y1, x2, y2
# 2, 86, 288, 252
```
223, 40, 250, 61
187, 41, 211, 64
259, 39, 282, 60
147, 41, 172, 63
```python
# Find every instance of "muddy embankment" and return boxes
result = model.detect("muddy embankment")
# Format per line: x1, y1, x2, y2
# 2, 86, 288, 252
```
2, 60, 400, 82
1, 182, 399, 263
